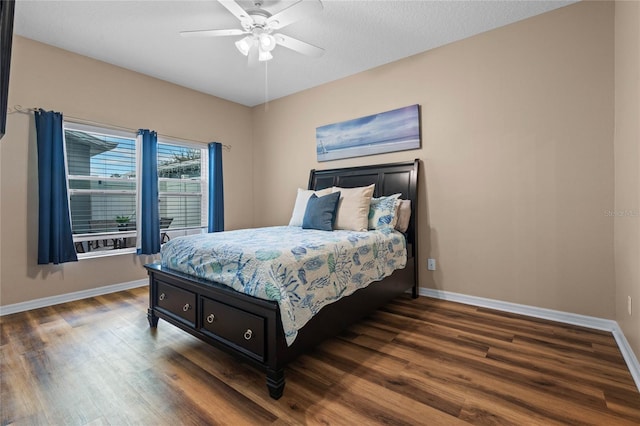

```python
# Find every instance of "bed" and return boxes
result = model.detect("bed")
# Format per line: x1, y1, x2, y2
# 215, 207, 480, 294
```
145, 159, 420, 399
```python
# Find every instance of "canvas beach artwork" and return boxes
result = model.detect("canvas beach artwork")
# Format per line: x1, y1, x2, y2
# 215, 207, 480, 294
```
316, 105, 421, 162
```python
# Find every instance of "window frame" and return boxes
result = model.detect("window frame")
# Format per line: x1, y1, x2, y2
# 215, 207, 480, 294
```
65, 122, 138, 258
157, 136, 209, 234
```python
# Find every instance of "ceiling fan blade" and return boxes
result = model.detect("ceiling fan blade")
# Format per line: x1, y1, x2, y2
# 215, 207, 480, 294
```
275, 33, 324, 58
217, 0, 251, 24
266, 0, 323, 30
180, 28, 247, 38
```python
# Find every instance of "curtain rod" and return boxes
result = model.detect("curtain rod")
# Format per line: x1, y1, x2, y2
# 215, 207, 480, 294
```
8, 105, 232, 151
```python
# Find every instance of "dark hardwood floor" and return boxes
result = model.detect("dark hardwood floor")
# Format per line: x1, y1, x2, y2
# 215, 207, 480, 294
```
1, 286, 639, 425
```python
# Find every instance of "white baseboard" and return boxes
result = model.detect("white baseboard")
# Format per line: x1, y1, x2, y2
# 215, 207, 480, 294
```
612, 327, 640, 393
420, 288, 640, 393
0, 279, 148, 316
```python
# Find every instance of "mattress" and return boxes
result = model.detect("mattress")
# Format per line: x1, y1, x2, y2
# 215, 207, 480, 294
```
160, 226, 407, 345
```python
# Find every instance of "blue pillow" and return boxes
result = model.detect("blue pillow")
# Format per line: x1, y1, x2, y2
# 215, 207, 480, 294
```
302, 191, 341, 231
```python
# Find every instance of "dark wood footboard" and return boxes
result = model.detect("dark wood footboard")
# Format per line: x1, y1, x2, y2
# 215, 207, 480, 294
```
146, 258, 414, 399
145, 263, 286, 397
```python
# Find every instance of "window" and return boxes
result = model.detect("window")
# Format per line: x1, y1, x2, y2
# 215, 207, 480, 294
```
64, 123, 208, 257
65, 124, 137, 255
157, 141, 208, 232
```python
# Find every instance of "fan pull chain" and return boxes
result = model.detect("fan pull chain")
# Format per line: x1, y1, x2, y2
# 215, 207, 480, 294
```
264, 61, 269, 111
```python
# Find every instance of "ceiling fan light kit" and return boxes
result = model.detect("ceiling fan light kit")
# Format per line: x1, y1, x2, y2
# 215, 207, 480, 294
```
234, 36, 252, 55
260, 33, 276, 52
181, 0, 325, 65
259, 50, 273, 62
235, 31, 276, 62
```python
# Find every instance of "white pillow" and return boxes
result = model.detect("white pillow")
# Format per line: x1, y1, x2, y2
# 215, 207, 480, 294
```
289, 187, 333, 226
332, 184, 375, 231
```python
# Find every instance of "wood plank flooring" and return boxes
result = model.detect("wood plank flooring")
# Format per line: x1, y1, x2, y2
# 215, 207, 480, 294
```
1, 286, 639, 425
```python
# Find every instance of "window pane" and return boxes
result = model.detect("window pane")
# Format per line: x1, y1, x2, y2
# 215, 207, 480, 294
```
157, 142, 206, 231
158, 179, 201, 194
66, 130, 136, 179
159, 195, 202, 228
70, 194, 136, 234
69, 178, 136, 191
158, 145, 201, 179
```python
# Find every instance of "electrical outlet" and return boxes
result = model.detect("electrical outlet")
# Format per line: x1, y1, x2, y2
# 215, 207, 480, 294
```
628, 296, 632, 316
427, 258, 436, 271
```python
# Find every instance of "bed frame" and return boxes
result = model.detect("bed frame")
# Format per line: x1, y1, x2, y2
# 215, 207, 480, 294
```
145, 159, 420, 399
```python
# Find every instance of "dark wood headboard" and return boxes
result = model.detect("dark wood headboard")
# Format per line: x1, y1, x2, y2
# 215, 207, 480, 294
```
308, 159, 420, 260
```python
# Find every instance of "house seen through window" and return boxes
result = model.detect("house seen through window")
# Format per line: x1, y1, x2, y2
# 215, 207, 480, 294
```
64, 123, 208, 257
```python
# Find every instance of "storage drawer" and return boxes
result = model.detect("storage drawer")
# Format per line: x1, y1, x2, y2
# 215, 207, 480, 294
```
156, 281, 197, 326
200, 297, 265, 360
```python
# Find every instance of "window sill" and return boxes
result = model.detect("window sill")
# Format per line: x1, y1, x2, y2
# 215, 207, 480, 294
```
77, 247, 137, 260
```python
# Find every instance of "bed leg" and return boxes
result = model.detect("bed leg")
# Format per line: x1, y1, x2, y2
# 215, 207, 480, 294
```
266, 368, 285, 400
412, 285, 419, 299
147, 309, 159, 328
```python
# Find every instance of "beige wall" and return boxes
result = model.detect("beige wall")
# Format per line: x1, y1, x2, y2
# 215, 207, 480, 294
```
252, 2, 616, 319
0, 36, 253, 306
614, 1, 640, 357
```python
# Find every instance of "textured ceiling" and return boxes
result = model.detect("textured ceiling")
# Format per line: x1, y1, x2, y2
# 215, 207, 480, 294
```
14, 0, 577, 107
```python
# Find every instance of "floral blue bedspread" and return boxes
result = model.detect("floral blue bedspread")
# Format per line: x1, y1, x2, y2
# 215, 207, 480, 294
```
160, 226, 407, 345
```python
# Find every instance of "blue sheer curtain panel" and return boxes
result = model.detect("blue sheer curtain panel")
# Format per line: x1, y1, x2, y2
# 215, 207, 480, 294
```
208, 142, 224, 232
34, 109, 78, 264
136, 129, 160, 254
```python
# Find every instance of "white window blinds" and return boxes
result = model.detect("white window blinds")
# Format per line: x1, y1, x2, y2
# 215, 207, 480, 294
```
157, 142, 208, 230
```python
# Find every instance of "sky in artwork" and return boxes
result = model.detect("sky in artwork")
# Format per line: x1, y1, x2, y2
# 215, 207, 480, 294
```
316, 105, 420, 151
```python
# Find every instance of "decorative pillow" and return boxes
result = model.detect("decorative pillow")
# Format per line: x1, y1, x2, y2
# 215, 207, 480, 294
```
332, 184, 375, 231
288, 187, 333, 226
368, 193, 401, 230
394, 199, 412, 233
302, 192, 341, 231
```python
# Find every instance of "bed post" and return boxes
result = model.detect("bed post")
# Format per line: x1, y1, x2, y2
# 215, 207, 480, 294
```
147, 270, 160, 327
266, 368, 285, 399
147, 308, 159, 328
412, 158, 419, 299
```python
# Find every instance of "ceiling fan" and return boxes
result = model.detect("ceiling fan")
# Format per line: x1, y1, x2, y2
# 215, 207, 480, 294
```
181, 0, 325, 66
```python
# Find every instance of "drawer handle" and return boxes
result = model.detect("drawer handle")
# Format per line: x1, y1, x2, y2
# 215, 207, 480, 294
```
182, 303, 191, 312
206, 313, 216, 323
244, 329, 253, 340
159, 293, 166, 301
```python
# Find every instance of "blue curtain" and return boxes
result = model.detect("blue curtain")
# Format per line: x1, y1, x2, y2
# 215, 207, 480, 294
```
34, 109, 77, 264
136, 129, 160, 254
208, 142, 224, 232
